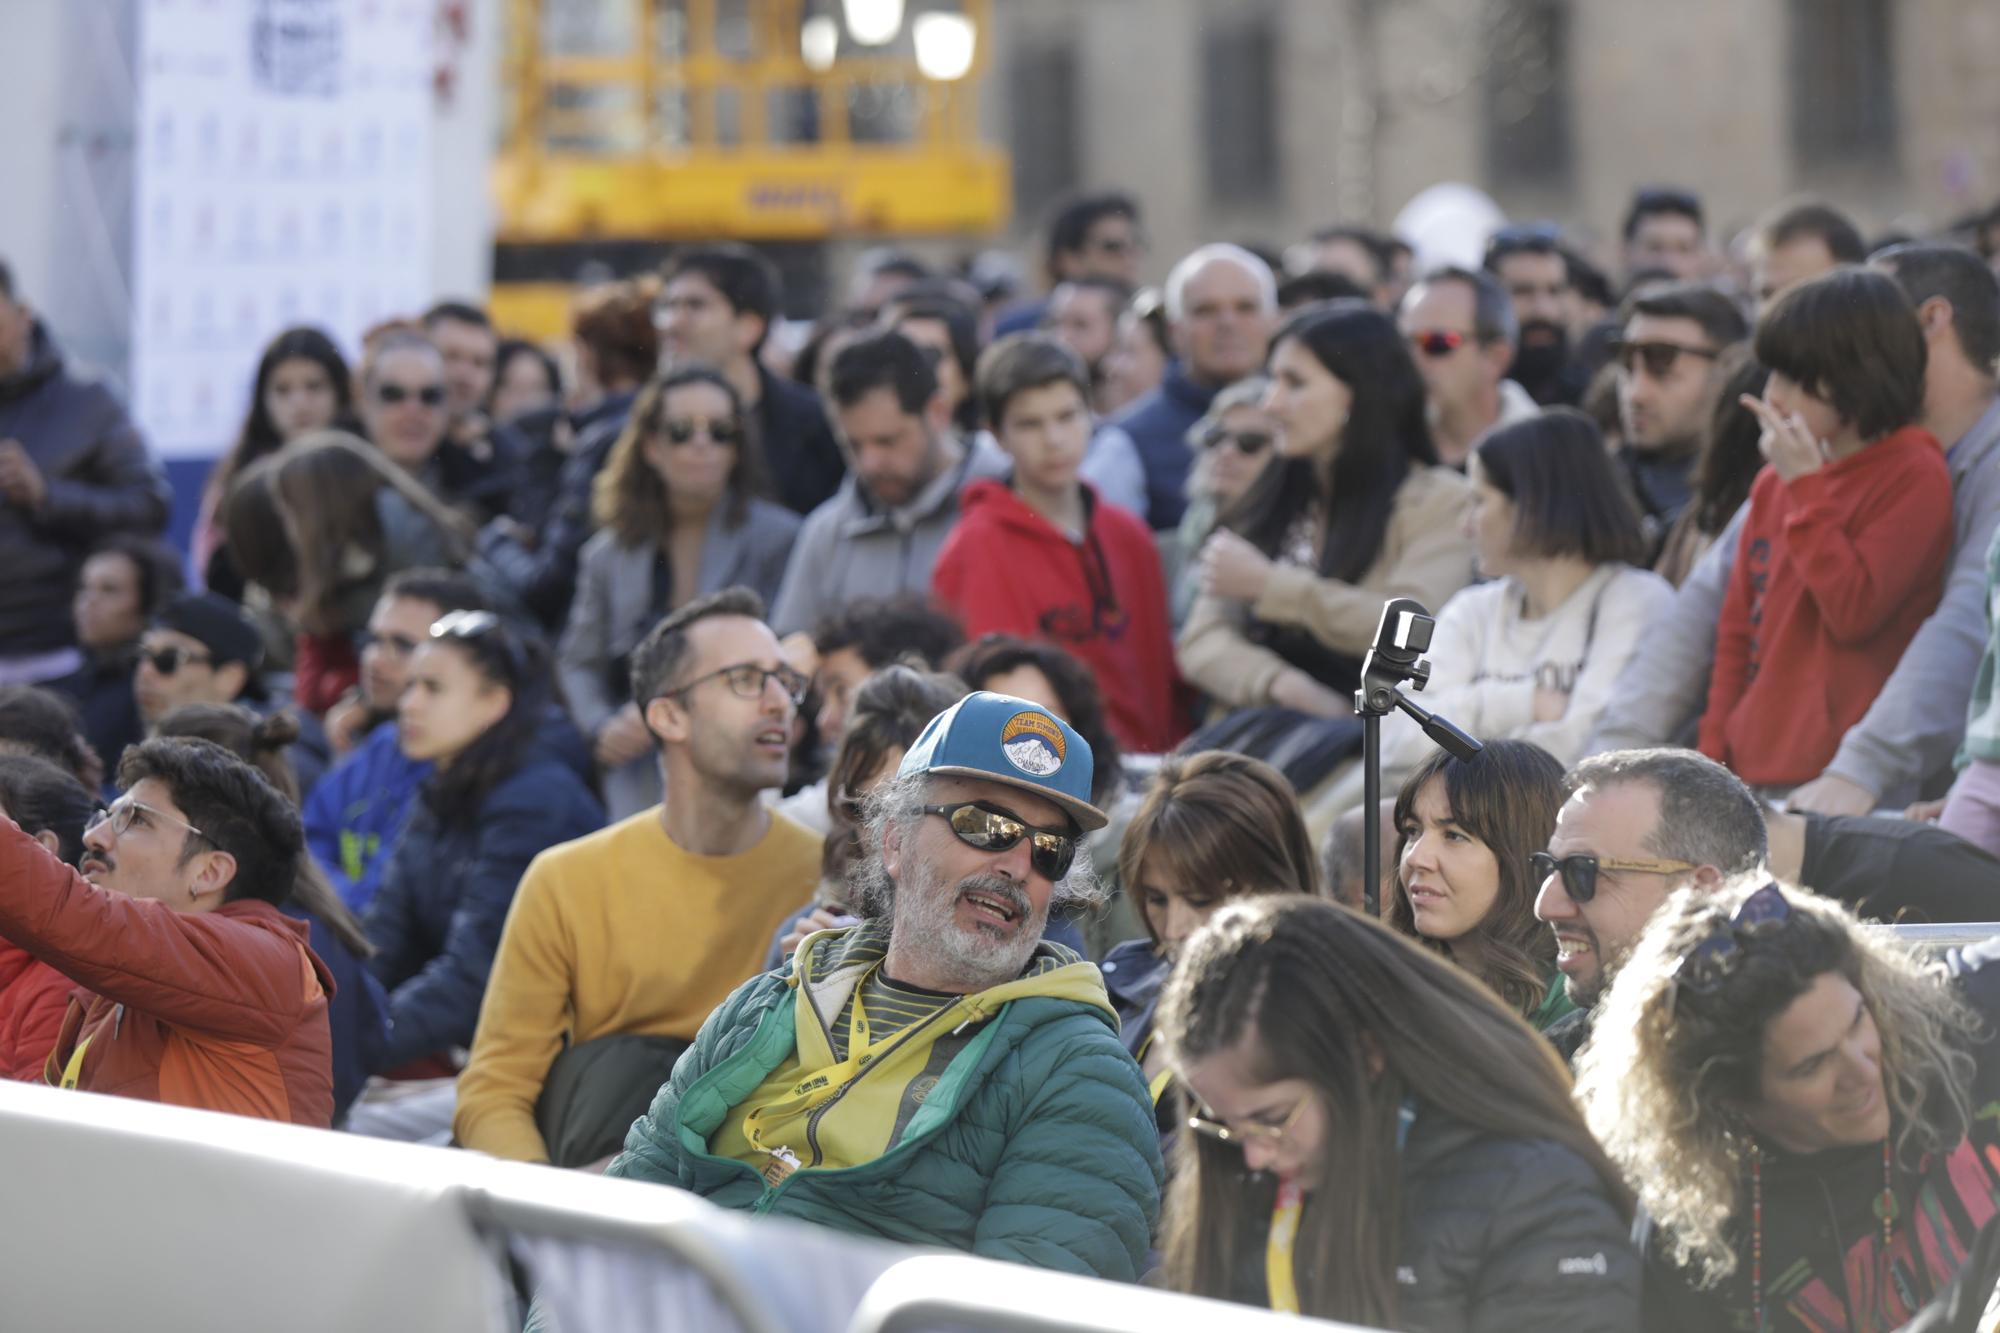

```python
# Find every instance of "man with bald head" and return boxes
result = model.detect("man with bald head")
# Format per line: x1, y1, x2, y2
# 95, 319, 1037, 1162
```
1106, 243, 1276, 530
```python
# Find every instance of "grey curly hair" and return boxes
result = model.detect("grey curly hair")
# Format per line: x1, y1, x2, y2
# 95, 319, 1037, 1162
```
1574, 875, 1980, 1289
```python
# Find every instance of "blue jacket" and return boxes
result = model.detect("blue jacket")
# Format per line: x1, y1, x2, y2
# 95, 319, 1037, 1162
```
304, 722, 429, 916
363, 748, 605, 1069
282, 904, 389, 1122
306, 707, 594, 916
1105, 363, 1216, 531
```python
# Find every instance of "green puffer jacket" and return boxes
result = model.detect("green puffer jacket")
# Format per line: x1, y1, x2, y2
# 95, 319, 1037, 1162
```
608, 920, 1164, 1281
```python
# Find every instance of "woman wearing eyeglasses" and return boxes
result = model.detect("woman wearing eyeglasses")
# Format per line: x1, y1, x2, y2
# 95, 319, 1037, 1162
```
1177, 302, 1476, 724
1389, 739, 1576, 1030
355, 613, 603, 1136
558, 366, 802, 821
1577, 879, 2000, 1333
1167, 376, 1278, 629
1159, 895, 1639, 1329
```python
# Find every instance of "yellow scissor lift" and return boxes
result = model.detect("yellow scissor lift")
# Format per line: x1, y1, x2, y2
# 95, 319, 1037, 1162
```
491, 0, 1011, 336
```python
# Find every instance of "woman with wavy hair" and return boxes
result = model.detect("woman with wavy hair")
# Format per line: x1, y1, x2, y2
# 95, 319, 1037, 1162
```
1159, 895, 1638, 1329
559, 365, 799, 820
1576, 878, 2000, 1331
1388, 738, 1573, 1029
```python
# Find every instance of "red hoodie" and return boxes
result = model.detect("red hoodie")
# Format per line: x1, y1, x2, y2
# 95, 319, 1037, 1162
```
933, 479, 1188, 754
1698, 426, 1953, 787
0, 936, 69, 1081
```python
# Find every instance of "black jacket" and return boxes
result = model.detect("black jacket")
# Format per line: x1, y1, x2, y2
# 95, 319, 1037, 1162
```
757, 366, 847, 516
1229, 1102, 1641, 1330
1644, 939, 2000, 1332
363, 740, 604, 1069
48, 647, 145, 781
477, 391, 638, 631
0, 324, 170, 654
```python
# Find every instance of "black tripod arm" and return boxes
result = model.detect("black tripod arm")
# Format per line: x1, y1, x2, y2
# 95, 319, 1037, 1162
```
1390, 691, 1483, 762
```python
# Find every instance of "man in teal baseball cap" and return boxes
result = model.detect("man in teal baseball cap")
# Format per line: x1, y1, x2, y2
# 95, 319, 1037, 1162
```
607, 691, 1162, 1282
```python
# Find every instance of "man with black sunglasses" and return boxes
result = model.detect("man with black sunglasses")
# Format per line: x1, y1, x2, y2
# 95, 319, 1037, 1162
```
607, 690, 1163, 1281
132, 592, 327, 796
1535, 747, 1768, 1062
1609, 283, 1749, 554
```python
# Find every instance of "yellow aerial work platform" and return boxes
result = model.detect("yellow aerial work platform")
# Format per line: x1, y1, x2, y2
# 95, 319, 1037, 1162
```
492, 0, 1011, 336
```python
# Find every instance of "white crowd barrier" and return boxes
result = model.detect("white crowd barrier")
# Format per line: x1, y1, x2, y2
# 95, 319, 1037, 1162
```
0, 1079, 1370, 1333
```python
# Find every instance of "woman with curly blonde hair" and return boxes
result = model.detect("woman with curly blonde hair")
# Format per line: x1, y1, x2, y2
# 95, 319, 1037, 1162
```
1576, 877, 2000, 1332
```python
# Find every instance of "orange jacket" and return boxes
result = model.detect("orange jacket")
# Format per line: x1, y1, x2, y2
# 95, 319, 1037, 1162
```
0, 818, 336, 1127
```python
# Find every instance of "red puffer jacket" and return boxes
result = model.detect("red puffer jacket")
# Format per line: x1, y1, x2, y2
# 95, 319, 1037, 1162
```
0, 818, 336, 1127
0, 936, 72, 1081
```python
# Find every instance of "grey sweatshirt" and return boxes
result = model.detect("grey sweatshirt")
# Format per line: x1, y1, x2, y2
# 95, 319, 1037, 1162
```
1586, 395, 2000, 806
769, 435, 1010, 637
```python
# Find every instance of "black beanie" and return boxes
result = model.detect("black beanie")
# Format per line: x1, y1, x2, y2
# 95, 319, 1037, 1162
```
154, 593, 265, 673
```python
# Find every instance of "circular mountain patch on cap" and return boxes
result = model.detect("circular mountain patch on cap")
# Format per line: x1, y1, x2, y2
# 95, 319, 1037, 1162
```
1000, 711, 1066, 777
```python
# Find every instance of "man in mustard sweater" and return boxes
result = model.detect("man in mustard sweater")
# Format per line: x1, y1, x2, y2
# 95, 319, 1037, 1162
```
454, 587, 821, 1165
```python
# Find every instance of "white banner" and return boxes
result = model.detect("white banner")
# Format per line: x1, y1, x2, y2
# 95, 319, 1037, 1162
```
131, 0, 434, 460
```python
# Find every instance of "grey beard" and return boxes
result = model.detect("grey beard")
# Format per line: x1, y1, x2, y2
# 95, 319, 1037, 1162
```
892, 868, 1047, 990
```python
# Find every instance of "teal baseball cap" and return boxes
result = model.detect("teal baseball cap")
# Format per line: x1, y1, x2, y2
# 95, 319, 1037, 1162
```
897, 691, 1108, 832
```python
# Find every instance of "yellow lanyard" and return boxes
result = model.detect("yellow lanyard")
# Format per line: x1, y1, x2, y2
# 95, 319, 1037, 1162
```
743, 969, 951, 1168
59, 1032, 95, 1091
1266, 1177, 1304, 1315
1136, 1031, 1175, 1107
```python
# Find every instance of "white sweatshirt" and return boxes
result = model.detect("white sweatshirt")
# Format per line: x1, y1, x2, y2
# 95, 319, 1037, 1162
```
1379, 563, 1676, 782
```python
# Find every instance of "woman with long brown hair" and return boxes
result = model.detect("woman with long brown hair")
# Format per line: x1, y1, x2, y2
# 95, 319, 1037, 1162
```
558, 365, 800, 820
1159, 895, 1638, 1330
1387, 738, 1574, 1028
1105, 751, 1320, 1151
223, 431, 489, 714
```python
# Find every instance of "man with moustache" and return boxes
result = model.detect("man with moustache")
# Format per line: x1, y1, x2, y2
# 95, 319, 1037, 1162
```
607, 691, 1162, 1281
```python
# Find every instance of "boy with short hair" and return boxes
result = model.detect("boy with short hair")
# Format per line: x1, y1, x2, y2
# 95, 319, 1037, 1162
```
931, 334, 1185, 753
1697, 268, 1953, 789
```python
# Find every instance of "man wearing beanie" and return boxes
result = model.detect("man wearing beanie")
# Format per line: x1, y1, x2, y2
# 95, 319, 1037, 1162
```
134, 593, 328, 794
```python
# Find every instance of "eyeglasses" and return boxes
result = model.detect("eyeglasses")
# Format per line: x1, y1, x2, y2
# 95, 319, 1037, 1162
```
376, 383, 447, 408
1530, 851, 1699, 905
922, 801, 1079, 882
430, 610, 531, 679
87, 798, 208, 844
1610, 339, 1719, 379
1409, 329, 1469, 358
660, 661, 808, 707
1671, 883, 1793, 998
1188, 1096, 1309, 1146
1202, 428, 1273, 458
137, 645, 213, 676
660, 417, 743, 447
355, 629, 422, 659
1486, 221, 1564, 257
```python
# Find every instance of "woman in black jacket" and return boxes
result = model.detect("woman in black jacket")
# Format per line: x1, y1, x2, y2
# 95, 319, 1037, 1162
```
1577, 879, 2000, 1332
363, 613, 603, 1078
1159, 895, 1639, 1331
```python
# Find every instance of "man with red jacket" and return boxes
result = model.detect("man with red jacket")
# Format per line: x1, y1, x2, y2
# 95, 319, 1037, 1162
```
0, 754, 97, 1080
1698, 267, 1953, 790
932, 335, 1187, 754
0, 736, 334, 1125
